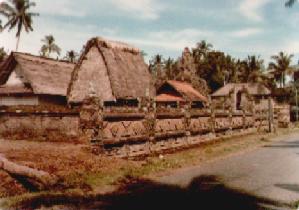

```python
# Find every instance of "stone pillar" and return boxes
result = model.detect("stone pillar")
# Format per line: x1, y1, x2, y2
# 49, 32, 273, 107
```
79, 97, 104, 153
268, 97, 273, 133
210, 99, 216, 134
228, 98, 233, 133
142, 98, 156, 153
251, 100, 256, 128
93, 100, 105, 153
242, 107, 246, 130
184, 102, 192, 137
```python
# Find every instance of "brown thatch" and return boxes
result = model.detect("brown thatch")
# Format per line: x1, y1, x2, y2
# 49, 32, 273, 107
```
67, 37, 154, 104
0, 85, 33, 95
211, 83, 271, 97
156, 80, 208, 103
0, 52, 75, 96
156, 93, 185, 102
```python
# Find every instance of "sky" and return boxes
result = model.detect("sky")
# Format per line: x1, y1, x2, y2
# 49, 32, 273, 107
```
1, 0, 299, 65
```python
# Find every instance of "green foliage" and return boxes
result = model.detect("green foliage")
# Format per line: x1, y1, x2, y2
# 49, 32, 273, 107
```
0, 47, 7, 62
64, 50, 79, 63
149, 40, 281, 94
40, 35, 61, 58
268, 52, 294, 88
285, 0, 297, 7
0, 0, 39, 50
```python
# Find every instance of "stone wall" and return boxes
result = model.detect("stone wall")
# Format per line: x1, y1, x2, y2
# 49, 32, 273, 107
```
80, 97, 279, 158
0, 97, 290, 158
0, 112, 80, 141
275, 104, 291, 127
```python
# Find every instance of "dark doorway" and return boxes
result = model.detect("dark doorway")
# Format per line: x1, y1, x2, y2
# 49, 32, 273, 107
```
236, 91, 242, 110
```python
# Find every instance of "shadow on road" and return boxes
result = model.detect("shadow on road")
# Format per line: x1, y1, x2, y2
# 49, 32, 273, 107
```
264, 140, 299, 149
18, 175, 289, 210
275, 183, 299, 194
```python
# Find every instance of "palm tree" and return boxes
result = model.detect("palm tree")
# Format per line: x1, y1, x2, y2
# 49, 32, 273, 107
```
163, 57, 175, 80
149, 54, 163, 75
0, 0, 39, 51
269, 52, 294, 88
240, 55, 265, 83
141, 50, 147, 58
192, 40, 213, 63
64, 50, 79, 63
285, 0, 296, 7
0, 47, 7, 62
149, 54, 165, 87
40, 35, 61, 58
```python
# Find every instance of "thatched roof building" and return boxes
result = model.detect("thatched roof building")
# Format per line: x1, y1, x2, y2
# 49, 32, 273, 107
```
212, 83, 270, 97
211, 83, 271, 111
0, 52, 74, 106
156, 80, 208, 108
67, 37, 154, 105
0, 52, 75, 96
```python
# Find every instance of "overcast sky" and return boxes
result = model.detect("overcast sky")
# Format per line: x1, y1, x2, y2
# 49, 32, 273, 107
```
1, 0, 299, 64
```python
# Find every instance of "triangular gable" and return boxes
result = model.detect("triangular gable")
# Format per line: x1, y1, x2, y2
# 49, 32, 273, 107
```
0, 52, 74, 96
67, 37, 154, 104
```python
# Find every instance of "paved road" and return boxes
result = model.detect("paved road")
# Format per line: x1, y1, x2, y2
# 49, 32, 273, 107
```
159, 132, 299, 205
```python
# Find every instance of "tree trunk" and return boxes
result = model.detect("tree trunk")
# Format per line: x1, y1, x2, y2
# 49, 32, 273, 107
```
16, 35, 21, 52
0, 154, 58, 190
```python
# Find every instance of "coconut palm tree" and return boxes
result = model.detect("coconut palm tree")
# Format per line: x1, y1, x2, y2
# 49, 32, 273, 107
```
268, 52, 294, 88
141, 50, 147, 58
40, 35, 61, 58
0, 47, 7, 62
0, 0, 39, 51
149, 54, 163, 75
149, 54, 165, 87
192, 40, 213, 63
285, 0, 296, 7
240, 55, 265, 83
164, 57, 175, 80
64, 50, 79, 63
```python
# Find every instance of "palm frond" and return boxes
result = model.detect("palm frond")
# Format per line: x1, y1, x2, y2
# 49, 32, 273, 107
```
286, 0, 297, 7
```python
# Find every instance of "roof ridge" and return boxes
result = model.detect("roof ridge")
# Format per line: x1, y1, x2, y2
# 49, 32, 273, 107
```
12, 52, 74, 65
92, 37, 140, 54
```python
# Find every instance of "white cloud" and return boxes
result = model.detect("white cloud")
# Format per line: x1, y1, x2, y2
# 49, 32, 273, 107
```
0, 17, 119, 56
109, 0, 163, 20
239, 0, 270, 22
231, 28, 263, 38
33, 0, 163, 21
285, 41, 299, 54
35, 0, 86, 17
114, 29, 213, 51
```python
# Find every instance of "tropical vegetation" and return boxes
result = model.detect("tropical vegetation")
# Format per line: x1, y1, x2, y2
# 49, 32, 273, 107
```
64, 50, 79, 63
285, 0, 297, 7
268, 52, 294, 88
149, 41, 285, 95
0, 0, 39, 51
40, 35, 61, 58
0, 0, 297, 100
0, 47, 7, 62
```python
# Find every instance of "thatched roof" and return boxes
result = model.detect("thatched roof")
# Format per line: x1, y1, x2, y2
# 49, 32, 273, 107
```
157, 80, 208, 103
0, 52, 75, 96
211, 83, 271, 97
0, 85, 33, 95
156, 93, 185, 102
67, 37, 154, 104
